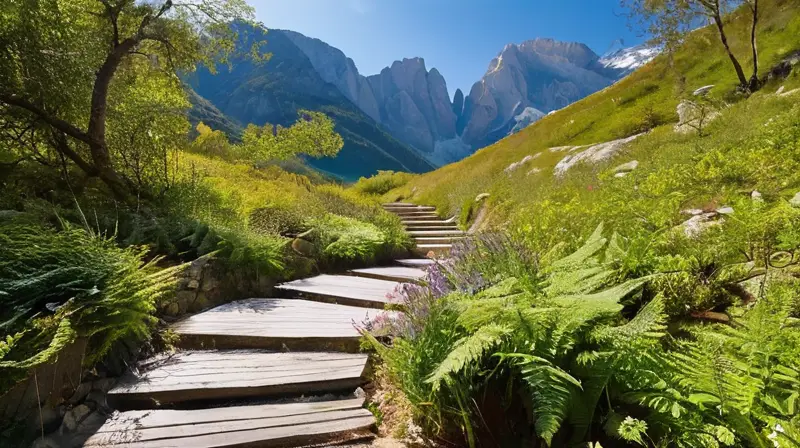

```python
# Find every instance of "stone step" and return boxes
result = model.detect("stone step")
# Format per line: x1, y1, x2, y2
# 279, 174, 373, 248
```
88, 398, 374, 447
407, 229, 466, 237
414, 236, 465, 245
348, 266, 427, 283
172, 298, 388, 352
108, 351, 369, 410
395, 258, 436, 268
276, 274, 399, 309
413, 244, 452, 257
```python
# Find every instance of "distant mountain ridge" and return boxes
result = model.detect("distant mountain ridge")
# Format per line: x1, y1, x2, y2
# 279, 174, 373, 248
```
185, 26, 434, 181
188, 27, 657, 177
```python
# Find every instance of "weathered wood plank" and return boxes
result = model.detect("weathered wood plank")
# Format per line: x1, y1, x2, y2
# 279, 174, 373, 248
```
407, 230, 465, 236
172, 299, 385, 352
401, 220, 454, 227
108, 351, 368, 409
348, 266, 426, 282
85, 398, 374, 447
395, 258, 436, 267
276, 275, 399, 309
414, 236, 465, 245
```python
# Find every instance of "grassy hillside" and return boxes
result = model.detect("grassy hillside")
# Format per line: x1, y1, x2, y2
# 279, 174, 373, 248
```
388, 0, 800, 225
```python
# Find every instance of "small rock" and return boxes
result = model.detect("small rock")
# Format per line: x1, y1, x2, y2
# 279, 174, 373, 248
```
526, 167, 542, 176
165, 302, 180, 316
68, 381, 92, 404
474, 193, 490, 202
716, 206, 734, 215
681, 213, 722, 238
614, 172, 628, 178
187, 279, 200, 290
354, 387, 366, 399
776, 86, 785, 95
291, 238, 315, 256
790, 191, 800, 207
751, 191, 763, 202
681, 208, 705, 216
614, 160, 639, 173
693, 85, 714, 96
60, 404, 91, 434
504, 155, 534, 174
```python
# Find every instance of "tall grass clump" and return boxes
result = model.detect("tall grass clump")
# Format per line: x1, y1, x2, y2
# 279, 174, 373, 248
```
353, 170, 416, 196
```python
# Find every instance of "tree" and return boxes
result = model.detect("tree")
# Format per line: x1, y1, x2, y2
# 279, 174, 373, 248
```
0, 0, 266, 201
744, 0, 760, 91
237, 110, 344, 162
624, 0, 757, 91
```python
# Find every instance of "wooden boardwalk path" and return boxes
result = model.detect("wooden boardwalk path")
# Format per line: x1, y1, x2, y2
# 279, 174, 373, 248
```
88, 202, 457, 447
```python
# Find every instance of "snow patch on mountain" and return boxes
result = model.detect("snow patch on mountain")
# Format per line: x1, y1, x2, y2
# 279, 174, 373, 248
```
510, 107, 546, 135
599, 41, 660, 78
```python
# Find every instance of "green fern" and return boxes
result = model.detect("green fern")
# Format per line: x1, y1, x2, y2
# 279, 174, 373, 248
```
426, 323, 510, 391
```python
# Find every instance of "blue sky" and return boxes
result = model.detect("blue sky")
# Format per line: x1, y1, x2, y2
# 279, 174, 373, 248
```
251, 0, 645, 97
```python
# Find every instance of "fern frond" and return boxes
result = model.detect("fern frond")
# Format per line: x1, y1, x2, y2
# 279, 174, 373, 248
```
500, 352, 582, 445
427, 323, 510, 391
0, 318, 77, 368
548, 223, 606, 271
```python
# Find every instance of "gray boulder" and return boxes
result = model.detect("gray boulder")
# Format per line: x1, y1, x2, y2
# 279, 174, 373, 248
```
790, 191, 800, 207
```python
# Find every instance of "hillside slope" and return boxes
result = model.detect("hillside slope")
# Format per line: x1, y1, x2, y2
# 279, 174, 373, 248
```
186, 26, 434, 181
389, 0, 800, 231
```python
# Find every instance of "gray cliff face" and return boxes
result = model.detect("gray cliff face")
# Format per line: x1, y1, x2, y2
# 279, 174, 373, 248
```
281, 29, 456, 154
366, 58, 456, 153
461, 38, 615, 148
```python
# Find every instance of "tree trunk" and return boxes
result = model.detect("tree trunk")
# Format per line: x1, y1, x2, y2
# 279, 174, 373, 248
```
713, 13, 749, 89
748, 0, 760, 91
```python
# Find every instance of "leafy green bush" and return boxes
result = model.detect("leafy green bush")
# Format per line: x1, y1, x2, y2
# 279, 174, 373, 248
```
0, 220, 180, 392
313, 214, 385, 264
353, 170, 416, 196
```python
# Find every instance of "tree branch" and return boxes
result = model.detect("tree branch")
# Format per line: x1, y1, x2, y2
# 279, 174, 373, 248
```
0, 93, 92, 144
50, 131, 98, 176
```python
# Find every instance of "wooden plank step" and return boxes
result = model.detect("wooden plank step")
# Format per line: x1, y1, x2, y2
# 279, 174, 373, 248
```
413, 244, 452, 257
400, 215, 443, 222
402, 220, 456, 227
395, 258, 436, 267
382, 202, 416, 207
348, 266, 426, 282
276, 274, 398, 309
108, 351, 368, 409
405, 226, 460, 232
414, 236, 465, 245
172, 298, 386, 352
386, 207, 435, 213
407, 229, 465, 236
86, 398, 375, 447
